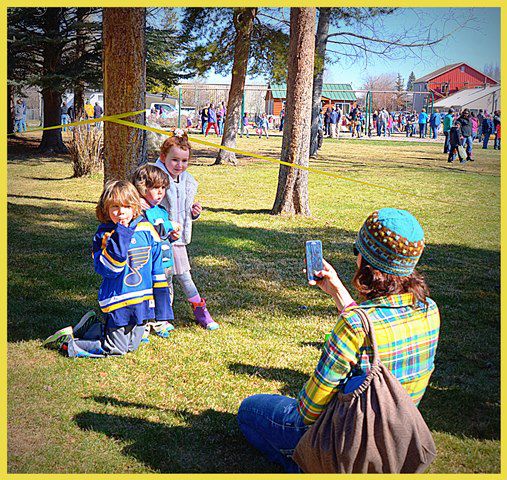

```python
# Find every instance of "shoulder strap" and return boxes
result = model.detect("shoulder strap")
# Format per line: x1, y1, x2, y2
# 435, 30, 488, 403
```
354, 308, 380, 365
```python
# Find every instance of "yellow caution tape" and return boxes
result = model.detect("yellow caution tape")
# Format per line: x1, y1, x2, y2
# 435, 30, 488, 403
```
9, 108, 498, 209
7, 109, 146, 136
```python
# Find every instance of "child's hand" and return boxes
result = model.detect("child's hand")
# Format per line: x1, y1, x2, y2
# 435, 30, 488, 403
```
191, 202, 202, 217
169, 222, 182, 240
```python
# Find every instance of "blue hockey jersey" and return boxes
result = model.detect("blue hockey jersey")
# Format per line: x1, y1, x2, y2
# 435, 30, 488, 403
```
92, 216, 173, 328
143, 205, 175, 270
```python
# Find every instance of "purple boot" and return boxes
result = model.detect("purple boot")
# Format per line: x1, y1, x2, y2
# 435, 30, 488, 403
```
191, 298, 219, 331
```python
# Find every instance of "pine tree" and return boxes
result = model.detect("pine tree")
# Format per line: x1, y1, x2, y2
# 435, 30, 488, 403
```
407, 71, 416, 91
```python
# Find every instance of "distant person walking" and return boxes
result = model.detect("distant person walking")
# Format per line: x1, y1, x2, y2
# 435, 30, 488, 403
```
217, 101, 226, 135
60, 102, 70, 132
418, 109, 429, 138
476, 109, 485, 142
443, 108, 454, 154
493, 111, 501, 150
429, 109, 441, 139
324, 107, 331, 137
240, 112, 250, 138
456, 108, 474, 162
329, 107, 339, 138
94, 102, 103, 129
482, 112, 494, 149
200, 107, 208, 134
14, 99, 26, 133
205, 103, 220, 136
279, 106, 285, 132
84, 99, 94, 131
470, 111, 478, 141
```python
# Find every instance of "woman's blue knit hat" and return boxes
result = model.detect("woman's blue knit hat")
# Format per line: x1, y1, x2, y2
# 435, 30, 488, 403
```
355, 208, 425, 276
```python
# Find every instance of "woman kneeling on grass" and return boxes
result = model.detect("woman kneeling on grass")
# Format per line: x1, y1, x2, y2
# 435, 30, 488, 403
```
237, 208, 441, 472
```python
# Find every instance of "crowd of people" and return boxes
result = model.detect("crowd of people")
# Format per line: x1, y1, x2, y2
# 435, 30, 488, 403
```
443, 108, 501, 163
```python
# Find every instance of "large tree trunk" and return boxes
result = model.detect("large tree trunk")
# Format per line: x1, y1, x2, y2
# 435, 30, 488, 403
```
38, 9, 68, 153
215, 8, 257, 165
103, 8, 147, 183
309, 8, 331, 157
271, 8, 316, 216
73, 7, 89, 120
8, 84, 15, 135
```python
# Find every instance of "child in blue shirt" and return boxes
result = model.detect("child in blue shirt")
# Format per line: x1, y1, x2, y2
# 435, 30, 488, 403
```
42, 180, 173, 357
132, 163, 181, 340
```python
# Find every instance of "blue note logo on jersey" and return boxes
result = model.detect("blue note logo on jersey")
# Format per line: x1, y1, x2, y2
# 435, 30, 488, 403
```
124, 246, 151, 287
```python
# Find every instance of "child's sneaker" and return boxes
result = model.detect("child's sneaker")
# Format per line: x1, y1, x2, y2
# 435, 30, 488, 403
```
73, 310, 97, 338
42, 326, 73, 350
191, 298, 219, 331
141, 325, 150, 344
153, 321, 175, 338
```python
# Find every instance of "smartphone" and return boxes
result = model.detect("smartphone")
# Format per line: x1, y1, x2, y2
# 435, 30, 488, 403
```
305, 240, 323, 282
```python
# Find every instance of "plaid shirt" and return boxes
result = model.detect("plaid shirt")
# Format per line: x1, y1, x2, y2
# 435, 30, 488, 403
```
297, 293, 440, 425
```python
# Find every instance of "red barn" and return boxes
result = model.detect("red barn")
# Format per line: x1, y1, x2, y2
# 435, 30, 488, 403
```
412, 62, 498, 112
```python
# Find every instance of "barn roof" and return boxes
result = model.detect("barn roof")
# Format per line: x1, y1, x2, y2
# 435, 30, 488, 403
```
414, 63, 463, 83
414, 62, 498, 85
269, 83, 356, 101
433, 85, 501, 108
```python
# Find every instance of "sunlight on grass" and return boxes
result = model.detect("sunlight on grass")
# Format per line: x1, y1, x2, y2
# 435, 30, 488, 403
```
7, 132, 500, 473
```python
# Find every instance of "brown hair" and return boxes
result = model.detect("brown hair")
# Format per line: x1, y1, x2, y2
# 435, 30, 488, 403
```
160, 131, 192, 157
131, 163, 169, 197
352, 256, 430, 305
96, 180, 143, 223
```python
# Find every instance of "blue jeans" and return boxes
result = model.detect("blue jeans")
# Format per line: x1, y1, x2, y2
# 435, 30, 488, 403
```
483, 132, 491, 149
61, 114, 69, 132
443, 131, 451, 153
462, 135, 473, 158
419, 123, 426, 138
430, 125, 438, 139
238, 394, 309, 473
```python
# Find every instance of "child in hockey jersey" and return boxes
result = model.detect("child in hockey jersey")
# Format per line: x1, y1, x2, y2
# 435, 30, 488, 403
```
132, 163, 182, 340
42, 180, 173, 357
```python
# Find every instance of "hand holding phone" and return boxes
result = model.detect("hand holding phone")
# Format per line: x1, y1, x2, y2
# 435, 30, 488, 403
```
305, 240, 324, 282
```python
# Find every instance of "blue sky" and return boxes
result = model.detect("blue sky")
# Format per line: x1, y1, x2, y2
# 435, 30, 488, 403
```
204, 8, 500, 89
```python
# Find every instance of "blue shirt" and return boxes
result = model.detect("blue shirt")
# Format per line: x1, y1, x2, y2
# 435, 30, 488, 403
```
430, 112, 441, 126
418, 112, 429, 124
143, 205, 175, 270
329, 111, 339, 124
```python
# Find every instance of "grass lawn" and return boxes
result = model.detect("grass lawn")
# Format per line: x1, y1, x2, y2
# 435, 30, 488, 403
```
7, 131, 500, 473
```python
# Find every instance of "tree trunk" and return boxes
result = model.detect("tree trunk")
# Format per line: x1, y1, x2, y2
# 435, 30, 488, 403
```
103, 8, 147, 183
309, 8, 331, 157
271, 8, 316, 216
38, 9, 68, 153
215, 8, 257, 165
74, 7, 89, 120
8, 84, 15, 134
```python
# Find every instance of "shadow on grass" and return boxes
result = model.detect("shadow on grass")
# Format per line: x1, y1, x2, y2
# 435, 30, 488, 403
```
74, 407, 281, 473
205, 207, 271, 215
228, 362, 308, 398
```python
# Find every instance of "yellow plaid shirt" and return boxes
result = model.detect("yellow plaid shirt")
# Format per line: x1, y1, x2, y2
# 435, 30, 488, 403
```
297, 293, 440, 424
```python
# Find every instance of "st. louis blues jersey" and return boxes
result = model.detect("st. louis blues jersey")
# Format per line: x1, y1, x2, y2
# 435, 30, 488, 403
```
92, 216, 173, 328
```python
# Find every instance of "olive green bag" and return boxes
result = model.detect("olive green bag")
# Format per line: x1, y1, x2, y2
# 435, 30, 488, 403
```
292, 308, 436, 473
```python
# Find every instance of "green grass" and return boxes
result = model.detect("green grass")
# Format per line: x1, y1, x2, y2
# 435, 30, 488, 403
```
7, 132, 500, 473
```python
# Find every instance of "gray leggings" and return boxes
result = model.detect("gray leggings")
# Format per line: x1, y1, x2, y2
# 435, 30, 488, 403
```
166, 268, 199, 301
